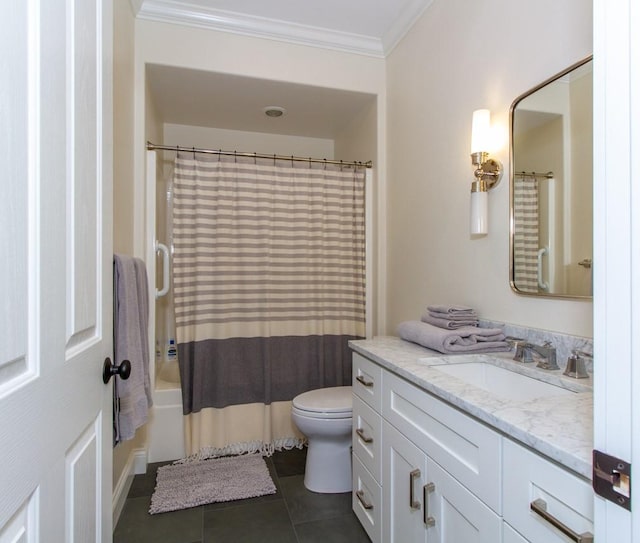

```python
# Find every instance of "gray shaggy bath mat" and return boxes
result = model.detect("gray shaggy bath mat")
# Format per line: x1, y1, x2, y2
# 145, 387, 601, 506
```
149, 454, 276, 514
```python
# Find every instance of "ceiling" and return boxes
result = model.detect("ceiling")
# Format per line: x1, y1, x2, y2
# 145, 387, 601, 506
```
132, 0, 432, 57
137, 0, 430, 138
146, 65, 376, 139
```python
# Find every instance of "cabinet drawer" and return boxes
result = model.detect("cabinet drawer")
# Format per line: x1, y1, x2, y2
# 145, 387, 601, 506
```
353, 395, 382, 482
353, 455, 382, 543
382, 370, 502, 513
503, 439, 594, 543
352, 352, 382, 411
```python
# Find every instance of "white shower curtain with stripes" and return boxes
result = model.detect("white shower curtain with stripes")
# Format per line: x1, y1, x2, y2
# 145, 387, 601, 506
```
171, 152, 366, 459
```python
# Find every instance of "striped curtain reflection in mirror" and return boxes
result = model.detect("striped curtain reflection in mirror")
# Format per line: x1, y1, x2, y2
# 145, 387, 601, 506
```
513, 174, 540, 293
172, 152, 366, 459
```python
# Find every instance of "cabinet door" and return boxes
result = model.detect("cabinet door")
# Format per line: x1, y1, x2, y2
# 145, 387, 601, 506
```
383, 421, 428, 543
426, 460, 502, 543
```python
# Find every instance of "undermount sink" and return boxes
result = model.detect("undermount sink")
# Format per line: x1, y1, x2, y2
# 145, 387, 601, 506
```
429, 361, 575, 402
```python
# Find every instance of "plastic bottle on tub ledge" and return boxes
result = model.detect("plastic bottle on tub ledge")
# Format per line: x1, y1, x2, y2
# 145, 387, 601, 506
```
167, 338, 177, 360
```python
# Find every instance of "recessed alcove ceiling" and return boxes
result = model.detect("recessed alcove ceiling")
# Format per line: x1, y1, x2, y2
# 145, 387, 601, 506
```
146, 65, 376, 139
139, 0, 431, 138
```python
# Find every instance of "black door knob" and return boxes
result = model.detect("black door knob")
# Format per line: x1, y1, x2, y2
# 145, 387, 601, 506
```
102, 357, 132, 384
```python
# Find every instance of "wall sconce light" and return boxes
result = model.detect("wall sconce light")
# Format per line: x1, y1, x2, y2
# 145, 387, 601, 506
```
470, 109, 503, 235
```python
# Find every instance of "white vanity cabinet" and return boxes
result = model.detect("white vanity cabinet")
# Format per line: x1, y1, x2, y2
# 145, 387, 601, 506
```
351, 350, 595, 543
352, 352, 501, 542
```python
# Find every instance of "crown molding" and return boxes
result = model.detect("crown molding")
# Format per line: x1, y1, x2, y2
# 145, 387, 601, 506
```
129, 0, 145, 16
136, 0, 386, 58
382, 0, 433, 55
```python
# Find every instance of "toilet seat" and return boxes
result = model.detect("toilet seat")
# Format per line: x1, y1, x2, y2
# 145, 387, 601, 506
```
292, 386, 352, 419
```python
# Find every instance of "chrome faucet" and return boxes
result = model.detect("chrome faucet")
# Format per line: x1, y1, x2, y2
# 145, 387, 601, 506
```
519, 341, 559, 370
505, 337, 530, 362
563, 350, 592, 379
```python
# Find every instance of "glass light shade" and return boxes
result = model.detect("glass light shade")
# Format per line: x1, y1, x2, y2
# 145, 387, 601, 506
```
471, 109, 491, 154
470, 190, 488, 235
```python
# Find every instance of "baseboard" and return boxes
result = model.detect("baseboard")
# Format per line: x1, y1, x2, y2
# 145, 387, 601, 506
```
112, 447, 147, 527
133, 448, 148, 475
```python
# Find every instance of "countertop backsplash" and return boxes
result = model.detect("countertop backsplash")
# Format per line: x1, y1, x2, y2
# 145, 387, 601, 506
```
480, 319, 594, 373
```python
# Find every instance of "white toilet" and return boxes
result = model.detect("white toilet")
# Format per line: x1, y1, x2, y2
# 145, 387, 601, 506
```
291, 386, 353, 493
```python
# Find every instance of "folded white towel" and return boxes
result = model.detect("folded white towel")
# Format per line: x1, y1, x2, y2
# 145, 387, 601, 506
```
427, 304, 477, 316
397, 320, 510, 354
422, 313, 478, 330
428, 311, 478, 322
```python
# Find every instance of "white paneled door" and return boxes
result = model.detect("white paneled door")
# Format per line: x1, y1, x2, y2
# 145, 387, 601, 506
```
593, 0, 640, 539
0, 1, 113, 542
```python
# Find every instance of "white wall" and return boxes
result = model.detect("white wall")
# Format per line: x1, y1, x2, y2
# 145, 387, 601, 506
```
386, 0, 593, 337
334, 100, 382, 335
113, 0, 135, 256
163, 123, 335, 158
112, 0, 146, 495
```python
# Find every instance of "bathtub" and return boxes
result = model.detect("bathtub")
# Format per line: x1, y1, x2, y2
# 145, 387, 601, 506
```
148, 361, 185, 462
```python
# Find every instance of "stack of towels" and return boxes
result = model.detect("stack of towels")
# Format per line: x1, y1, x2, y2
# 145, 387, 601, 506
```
421, 304, 479, 329
397, 304, 511, 355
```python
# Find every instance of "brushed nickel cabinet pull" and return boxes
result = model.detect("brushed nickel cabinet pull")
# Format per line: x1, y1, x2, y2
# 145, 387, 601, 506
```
355, 428, 373, 443
356, 490, 374, 510
356, 375, 374, 387
423, 482, 436, 527
409, 469, 421, 510
530, 499, 593, 542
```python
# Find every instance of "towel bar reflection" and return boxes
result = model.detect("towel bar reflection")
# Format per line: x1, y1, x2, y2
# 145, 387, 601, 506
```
155, 241, 170, 298
537, 247, 549, 291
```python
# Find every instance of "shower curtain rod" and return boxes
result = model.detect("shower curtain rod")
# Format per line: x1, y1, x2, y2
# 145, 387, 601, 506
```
514, 170, 554, 179
147, 142, 373, 169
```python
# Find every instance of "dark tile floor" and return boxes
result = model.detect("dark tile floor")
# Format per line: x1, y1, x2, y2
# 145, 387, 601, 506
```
114, 447, 371, 543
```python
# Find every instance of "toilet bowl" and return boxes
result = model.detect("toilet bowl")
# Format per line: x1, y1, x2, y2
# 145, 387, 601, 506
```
292, 386, 353, 493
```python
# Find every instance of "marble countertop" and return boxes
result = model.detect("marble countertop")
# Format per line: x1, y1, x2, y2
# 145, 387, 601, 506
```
349, 336, 593, 479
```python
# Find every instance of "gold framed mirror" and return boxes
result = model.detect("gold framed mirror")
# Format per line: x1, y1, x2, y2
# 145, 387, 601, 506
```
510, 57, 593, 299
